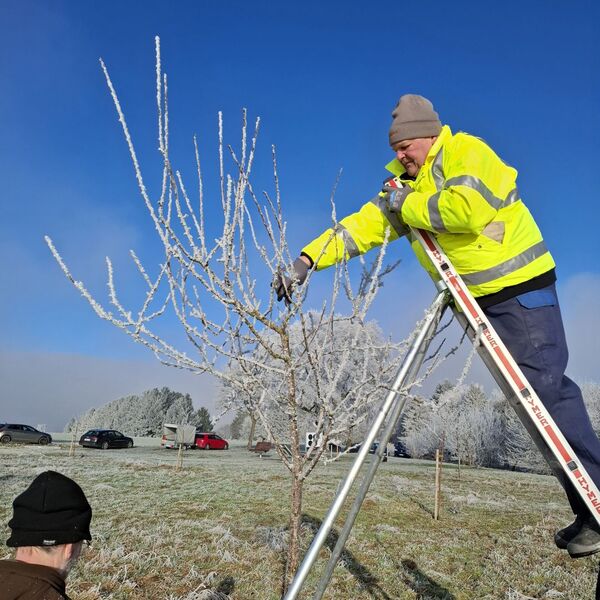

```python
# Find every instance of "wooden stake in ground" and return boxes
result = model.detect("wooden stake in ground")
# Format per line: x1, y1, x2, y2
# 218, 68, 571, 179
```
68, 426, 78, 458
434, 448, 442, 520
175, 443, 184, 471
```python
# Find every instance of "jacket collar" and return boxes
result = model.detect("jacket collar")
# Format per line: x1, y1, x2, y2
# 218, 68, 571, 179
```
0, 559, 67, 592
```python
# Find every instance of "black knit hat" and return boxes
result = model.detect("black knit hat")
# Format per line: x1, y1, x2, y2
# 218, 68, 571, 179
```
6, 471, 92, 547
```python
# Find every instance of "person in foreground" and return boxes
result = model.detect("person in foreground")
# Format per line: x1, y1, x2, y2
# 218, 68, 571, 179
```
0, 470, 92, 599
274, 94, 600, 558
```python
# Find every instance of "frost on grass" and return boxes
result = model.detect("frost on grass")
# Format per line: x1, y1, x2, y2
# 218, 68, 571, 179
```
166, 571, 232, 600
255, 526, 289, 553
173, 591, 230, 600
365, 492, 385, 503
446, 491, 509, 508
1, 441, 597, 598
374, 523, 401, 535
205, 525, 242, 562
390, 474, 420, 495
93, 483, 116, 491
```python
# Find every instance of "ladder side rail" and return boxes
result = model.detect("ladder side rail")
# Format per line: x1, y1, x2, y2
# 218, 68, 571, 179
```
413, 227, 600, 523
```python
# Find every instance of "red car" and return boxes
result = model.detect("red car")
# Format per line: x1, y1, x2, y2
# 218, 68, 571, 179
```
194, 432, 229, 450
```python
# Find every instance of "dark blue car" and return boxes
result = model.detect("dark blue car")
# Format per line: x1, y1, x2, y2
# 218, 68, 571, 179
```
79, 429, 134, 450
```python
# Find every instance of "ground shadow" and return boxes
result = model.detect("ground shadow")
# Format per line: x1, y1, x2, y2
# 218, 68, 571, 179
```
371, 535, 455, 600
216, 576, 235, 595
301, 513, 392, 600
409, 495, 435, 519
398, 559, 455, 600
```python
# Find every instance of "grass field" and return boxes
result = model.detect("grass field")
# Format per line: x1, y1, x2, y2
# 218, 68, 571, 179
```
1, 438, 598, 599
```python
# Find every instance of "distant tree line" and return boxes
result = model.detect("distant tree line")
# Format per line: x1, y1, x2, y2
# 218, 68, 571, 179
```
228, 380, 600, 474
398, 380, 600, 473
64, 387, 213, 436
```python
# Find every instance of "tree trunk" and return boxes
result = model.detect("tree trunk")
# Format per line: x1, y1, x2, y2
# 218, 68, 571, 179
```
434, 448, 441, 520
247, 414, 257, 450
283, 469, 303, 596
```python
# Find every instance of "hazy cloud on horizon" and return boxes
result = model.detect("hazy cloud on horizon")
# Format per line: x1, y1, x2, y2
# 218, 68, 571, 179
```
0, 351, 219, 432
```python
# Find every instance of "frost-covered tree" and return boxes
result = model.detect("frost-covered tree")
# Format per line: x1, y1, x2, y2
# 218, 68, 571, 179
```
399, 395, 436, 458
239, 411, 267, 444
164, 394, 194, 425
403, 381, 600, 472
582, 382, 600, 436
439, 384, 502, 467
495, 389, 550, 473
143, 388, 180, 434
229, 409, 247, 440
402, 384, 504, 467
218, 364, 264, 448
192, 407, 213, 432
67, 387, 195, 436
431, 380, 455, 404
64, 417, 76, 433
45, 38, 415, 591
219, 315, 392, 451
400, 381, 460, 459
400, 381, 458, 459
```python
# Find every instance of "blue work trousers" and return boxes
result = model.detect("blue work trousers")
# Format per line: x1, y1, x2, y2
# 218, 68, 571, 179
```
483, 284, 600, 517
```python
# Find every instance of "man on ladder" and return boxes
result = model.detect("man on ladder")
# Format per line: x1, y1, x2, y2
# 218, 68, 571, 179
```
274, 94, 600, 559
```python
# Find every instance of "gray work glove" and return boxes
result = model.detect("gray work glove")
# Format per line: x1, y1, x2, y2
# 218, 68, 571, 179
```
386, 185, 413, 213
273, 257, 311, 305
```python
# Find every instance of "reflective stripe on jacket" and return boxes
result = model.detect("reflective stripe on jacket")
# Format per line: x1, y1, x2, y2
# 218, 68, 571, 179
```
302, 125, 555, 297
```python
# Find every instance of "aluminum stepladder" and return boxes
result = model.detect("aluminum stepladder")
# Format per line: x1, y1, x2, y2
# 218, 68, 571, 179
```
284, 226, 600, 600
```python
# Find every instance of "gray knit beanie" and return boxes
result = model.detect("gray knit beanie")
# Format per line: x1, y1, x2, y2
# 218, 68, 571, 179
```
389, 94, 442, 147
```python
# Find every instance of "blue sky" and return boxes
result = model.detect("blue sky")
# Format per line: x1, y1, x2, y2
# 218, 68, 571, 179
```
1, 0, 599, 430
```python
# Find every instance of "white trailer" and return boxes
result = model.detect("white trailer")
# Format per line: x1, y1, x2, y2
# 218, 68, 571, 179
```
161, 423, 196, 449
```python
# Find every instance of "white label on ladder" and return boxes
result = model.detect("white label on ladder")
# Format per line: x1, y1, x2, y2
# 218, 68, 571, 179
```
413, 226, 600, 520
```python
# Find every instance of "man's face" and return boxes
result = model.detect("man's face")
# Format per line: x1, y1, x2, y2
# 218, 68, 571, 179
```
393, 136, 437, 177
63, 541, 84, 576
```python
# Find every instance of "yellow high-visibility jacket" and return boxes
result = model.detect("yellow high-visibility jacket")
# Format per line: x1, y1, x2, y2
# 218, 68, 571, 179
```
302, 125, 555, 297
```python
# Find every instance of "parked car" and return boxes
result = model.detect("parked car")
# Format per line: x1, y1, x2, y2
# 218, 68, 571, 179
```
0, 423, 52, 445
394, 440, 411, 458
79, 429, 134, 450
347, 441, 388, 461
193, 432, 229, 450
